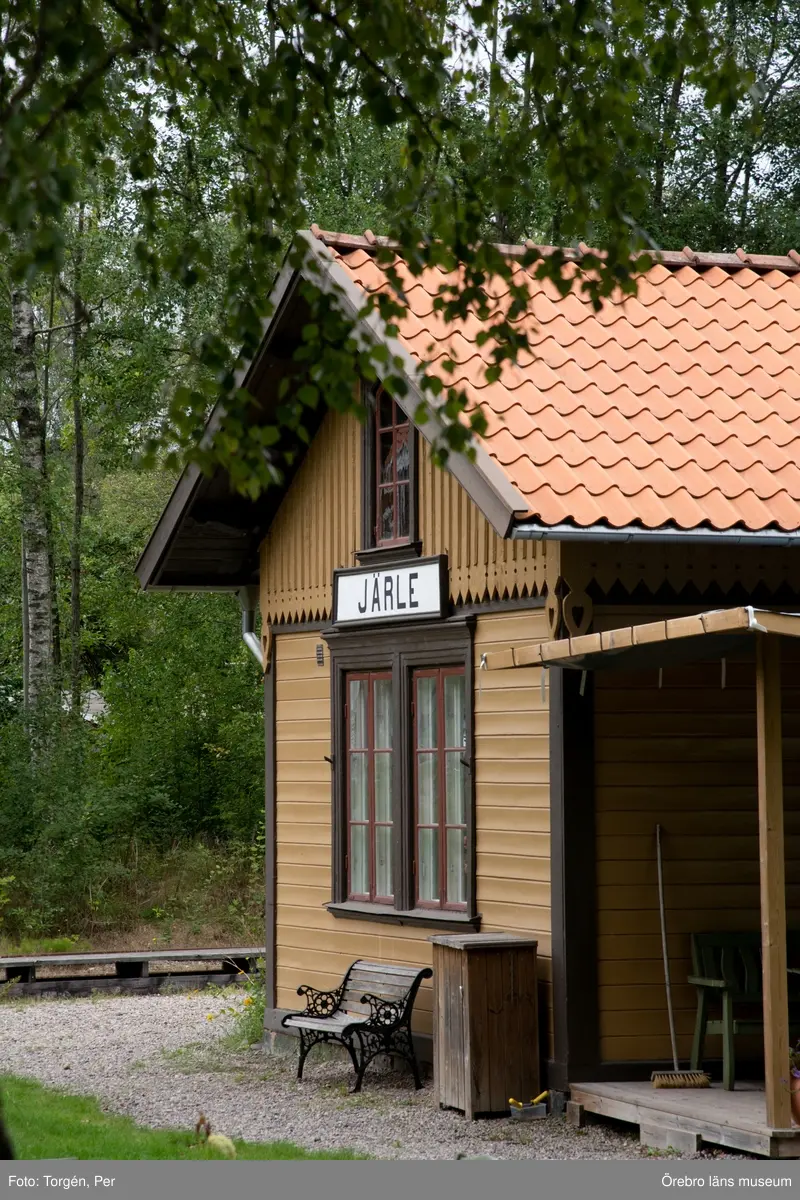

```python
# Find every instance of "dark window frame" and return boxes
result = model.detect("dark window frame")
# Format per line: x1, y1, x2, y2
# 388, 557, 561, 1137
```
360, 382, 419, 559
326, 617, 478, 928
345, 669, 394, 904
412, 665, 468, 912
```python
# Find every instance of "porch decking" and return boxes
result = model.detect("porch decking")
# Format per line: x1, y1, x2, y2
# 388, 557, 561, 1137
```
570, 1080, 800, 1158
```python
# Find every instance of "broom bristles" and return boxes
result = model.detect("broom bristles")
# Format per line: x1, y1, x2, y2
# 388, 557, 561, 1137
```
651, 1070, 711, 1089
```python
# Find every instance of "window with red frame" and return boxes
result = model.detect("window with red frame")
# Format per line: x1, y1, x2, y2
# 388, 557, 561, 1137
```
346, 671, 394, 902
375, 391, 410, 545
413, 667, 467, 910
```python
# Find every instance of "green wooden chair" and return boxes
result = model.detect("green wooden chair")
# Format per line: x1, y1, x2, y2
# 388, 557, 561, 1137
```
689, 932, 800, 1091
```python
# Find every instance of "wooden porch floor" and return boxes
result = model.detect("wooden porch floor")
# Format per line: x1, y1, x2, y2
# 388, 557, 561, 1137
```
570, 1080, 800, 1158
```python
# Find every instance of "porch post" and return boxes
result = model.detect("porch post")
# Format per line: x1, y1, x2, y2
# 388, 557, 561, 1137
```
755, 634, 791, 1129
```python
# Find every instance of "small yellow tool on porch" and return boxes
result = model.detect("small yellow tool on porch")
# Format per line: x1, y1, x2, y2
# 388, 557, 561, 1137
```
651, 824, 711, 1089
508, 1091, 549, 1119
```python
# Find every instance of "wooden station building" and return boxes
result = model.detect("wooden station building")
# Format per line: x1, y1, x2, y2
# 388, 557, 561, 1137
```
139, 230, 800, 1156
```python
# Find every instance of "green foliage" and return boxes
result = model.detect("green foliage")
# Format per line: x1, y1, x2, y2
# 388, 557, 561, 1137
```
210, 962, 267, 1048
0, 475, 266, 938
1, 0, 798, 947
1, 1074, 362, 1159
0, 0, 754, 488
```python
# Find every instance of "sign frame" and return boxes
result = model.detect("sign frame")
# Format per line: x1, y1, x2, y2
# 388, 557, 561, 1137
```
332, 554, 449, 628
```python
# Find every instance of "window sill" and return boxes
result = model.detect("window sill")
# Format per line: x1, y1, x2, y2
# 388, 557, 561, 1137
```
355, 542, 423, 567
327, 902, 481, 931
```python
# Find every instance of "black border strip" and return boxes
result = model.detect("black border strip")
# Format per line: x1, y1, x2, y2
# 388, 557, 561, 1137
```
264, 650, 277, 1015
549, 665, 598, 1090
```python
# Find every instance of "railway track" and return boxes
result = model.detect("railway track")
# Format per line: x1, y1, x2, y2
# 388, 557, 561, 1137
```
0, 947, 264, 997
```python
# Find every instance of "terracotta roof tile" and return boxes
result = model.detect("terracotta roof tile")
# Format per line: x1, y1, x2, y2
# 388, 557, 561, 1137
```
316, 230, 800, 532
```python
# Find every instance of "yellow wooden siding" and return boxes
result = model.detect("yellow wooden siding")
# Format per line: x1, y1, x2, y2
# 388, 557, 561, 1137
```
274, 614, 553, 1047
418, 439, 555, 605
473, 609, 553, 1051
594, 613, 800, 1063
260, 411, 362, 626
260, 409, 556, 626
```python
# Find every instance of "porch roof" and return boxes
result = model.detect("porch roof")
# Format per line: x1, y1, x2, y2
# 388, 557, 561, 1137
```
484, 606, 800, 673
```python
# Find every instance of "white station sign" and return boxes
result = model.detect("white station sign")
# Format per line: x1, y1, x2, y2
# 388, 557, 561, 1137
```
334, 558, 444, 625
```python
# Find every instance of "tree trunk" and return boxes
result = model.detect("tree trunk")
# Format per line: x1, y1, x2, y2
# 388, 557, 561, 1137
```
70, 204, 85, 716
21, 536, 29, 707
12, 284, 53, 706
42, 271, 61, 676
653, 68, 684, 219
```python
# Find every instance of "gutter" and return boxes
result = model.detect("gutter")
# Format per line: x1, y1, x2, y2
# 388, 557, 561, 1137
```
238, 586, 263, 665
511, 519, 800, 548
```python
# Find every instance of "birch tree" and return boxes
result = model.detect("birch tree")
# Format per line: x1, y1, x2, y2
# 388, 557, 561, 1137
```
11, 284, 53, 707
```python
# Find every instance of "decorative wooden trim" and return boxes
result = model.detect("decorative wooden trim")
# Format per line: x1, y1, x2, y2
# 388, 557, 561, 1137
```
327, 617, 476, 918
264, 654, 277, 1015
453, 594, 546, 617
549, 665, 598, 1092
756, 633, 791, 1128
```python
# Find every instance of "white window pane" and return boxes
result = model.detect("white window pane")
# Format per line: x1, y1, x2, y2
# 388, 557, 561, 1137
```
417, 752, 438, 825
374, 677, 393, 749
349, 679, 367, 748
445, 751, 466, 825
350, 825, 369, 896
416, 676, 438, 748
418, 828, 439, 902
349, 753, 368, 821
446, 828, 466, 906
444, 673, 466, 748
375, 825, 393, 898
374, 751, 392, 823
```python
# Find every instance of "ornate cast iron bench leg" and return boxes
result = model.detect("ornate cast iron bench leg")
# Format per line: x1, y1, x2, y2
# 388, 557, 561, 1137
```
297, 1028, 321, 1080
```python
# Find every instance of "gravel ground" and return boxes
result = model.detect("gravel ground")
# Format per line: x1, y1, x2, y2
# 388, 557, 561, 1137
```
0, 992, 730, 1160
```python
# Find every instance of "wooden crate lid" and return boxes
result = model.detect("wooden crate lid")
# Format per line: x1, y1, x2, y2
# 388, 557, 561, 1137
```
428, 932, 538, 950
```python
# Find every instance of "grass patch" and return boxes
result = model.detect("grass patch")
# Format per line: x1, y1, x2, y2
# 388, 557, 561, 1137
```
0, 936, 91, 956
1, 1075, 362, 1160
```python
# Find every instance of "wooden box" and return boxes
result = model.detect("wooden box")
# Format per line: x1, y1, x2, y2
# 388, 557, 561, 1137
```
429, 932, 539, 1118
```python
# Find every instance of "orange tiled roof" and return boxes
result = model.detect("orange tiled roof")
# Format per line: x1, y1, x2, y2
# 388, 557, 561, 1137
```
311, 227, 800, 533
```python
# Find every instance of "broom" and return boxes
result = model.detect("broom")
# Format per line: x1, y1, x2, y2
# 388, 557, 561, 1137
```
651, 824, 711, 1089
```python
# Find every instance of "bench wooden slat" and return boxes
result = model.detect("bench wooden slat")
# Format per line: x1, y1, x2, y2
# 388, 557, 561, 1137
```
284, 1014, 367, 1033
344, 978, 413, 997
350, 962, 423, 978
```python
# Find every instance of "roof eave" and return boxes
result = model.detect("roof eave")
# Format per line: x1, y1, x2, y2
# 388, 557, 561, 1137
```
135, 260, 304, 590
511, 518, 800, 548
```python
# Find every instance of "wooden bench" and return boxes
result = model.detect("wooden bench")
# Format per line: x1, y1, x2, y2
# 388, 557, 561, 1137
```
281, 959, 433, 1093
689, 932, 800, 1090
1, 947, 263, 994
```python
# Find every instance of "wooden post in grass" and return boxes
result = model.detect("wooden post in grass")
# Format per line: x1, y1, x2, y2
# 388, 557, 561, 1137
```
756, 634, 791, 1129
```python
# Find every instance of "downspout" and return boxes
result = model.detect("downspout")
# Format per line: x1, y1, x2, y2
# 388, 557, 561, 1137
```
238, 586, 263, 665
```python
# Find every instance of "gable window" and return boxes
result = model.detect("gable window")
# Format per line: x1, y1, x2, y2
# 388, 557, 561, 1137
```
328, 620, 478, 929
346, 672, 393, 902
376, 393, 411, 545
414, 668, 468, 910
361, 383, 418, 554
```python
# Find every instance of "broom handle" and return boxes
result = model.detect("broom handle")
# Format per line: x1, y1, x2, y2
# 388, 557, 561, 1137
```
656, 824, 680, 1073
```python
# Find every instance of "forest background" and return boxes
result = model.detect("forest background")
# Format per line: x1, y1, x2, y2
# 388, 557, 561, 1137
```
2, 0, 799, 951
